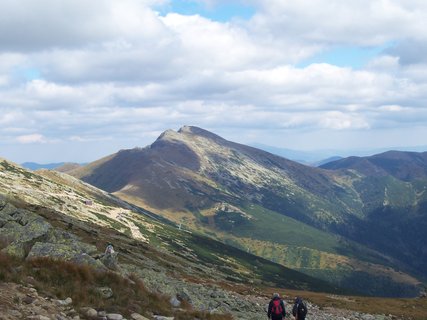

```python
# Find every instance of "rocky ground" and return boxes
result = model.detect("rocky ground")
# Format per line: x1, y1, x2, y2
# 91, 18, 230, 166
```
0, 280, 404, 320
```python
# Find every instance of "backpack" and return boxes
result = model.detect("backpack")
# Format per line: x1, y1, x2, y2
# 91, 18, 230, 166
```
272, 299, 283, 315
292, 300, 307, 318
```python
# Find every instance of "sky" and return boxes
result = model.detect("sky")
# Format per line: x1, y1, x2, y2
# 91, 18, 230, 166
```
1, 0, 427, 163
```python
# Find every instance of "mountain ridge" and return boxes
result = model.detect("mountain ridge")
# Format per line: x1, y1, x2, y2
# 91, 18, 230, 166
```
68, 126, 426, 297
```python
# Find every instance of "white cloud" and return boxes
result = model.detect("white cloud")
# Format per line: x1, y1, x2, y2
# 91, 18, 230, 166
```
1, 0, 427, 162
249, 0, 427, 46
16, 134, 48, 144
379, 105, 406, 112
319, 111, 369, 130
0, 0, 168, 51
367, 55, 400, 72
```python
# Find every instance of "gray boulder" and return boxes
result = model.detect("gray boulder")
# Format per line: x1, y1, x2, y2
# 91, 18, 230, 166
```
100, 252, 119, 270
27, 242, 93, 262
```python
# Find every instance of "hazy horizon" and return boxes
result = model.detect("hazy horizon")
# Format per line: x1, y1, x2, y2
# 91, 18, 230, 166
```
8, 125, 427, 164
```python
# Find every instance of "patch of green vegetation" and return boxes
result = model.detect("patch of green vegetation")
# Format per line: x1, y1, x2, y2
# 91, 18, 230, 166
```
353, 176, 415, 214
229, 204, 342, 254
89, 211, 131, 234
299, 268, 421, 297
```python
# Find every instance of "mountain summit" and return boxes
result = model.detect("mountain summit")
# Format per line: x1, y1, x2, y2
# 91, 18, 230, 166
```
70, 126, 427, 297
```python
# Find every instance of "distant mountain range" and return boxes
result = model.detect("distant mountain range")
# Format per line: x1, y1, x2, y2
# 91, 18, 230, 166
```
252, 143, 427, 166
21, 162, 67, 170
21, 162, 82, 172
68, 126, 427, 297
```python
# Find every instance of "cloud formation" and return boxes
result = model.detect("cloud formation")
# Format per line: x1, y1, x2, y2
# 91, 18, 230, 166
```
0, 0, 427, 162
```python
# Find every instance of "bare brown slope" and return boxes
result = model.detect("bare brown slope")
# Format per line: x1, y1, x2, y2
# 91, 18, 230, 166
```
69, 126, 345, 217
70, 133, 231, 211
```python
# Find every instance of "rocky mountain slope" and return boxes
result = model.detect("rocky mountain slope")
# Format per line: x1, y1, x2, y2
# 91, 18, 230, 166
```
0, 157, 335, 318
68, 126, 426, 297
1, 158, 427, 319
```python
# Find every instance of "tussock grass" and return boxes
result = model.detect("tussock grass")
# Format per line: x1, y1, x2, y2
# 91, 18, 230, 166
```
0, 251, 232, 319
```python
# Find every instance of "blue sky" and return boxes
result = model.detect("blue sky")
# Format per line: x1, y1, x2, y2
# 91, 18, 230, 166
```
1, 0, 427, 163
159, 0, 255, 22
298, 44, 393, 69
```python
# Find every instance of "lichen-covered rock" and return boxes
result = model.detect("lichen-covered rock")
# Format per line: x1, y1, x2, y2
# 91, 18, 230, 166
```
0, 203, 53, 258
100, 252, 119, 270
50, 229, 98, 255
1, 242, 27, 259
72, 253, 106, 270
0, 200, 18, 216
27, 242, 90, 261
0, 211, 52, 244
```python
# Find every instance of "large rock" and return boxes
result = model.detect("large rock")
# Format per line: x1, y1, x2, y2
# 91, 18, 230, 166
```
1, 210, 52, 243
100, 252, 119, 270
50, 229, 98, 255
27, 242, 99, 263
27, 242, 76, 260
72, 253, 106, 270
0, 204, 52, 258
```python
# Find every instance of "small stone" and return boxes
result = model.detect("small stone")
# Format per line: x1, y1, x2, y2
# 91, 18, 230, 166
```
65, 308, 78, 316
55, 297, 73, 306
28, 287, 38, 294
39, 316, 51, 320
83, 307, 98, 318
98, 311, 107, 317
23, 295, 36, 304
130, 313, 150, 320
95, 287, 114, 299
170, 296, 181, 308
106, 314, 123, 320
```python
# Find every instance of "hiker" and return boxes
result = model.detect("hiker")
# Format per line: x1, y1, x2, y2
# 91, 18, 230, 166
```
267, 293, 286, 320
105, 243, 115, 255
292, 297, 308, 320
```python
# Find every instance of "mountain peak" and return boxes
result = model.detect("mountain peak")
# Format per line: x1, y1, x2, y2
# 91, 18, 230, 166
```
156, 129, 180, 142
178, 125, 226, 142
155, 126, 227, 145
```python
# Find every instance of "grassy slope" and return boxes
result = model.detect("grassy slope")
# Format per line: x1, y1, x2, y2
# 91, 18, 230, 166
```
0, 159, 338, 294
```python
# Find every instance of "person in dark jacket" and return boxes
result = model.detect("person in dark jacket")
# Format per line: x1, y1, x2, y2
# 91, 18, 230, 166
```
267, 293, 286, 320
292, 297, 308, 320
